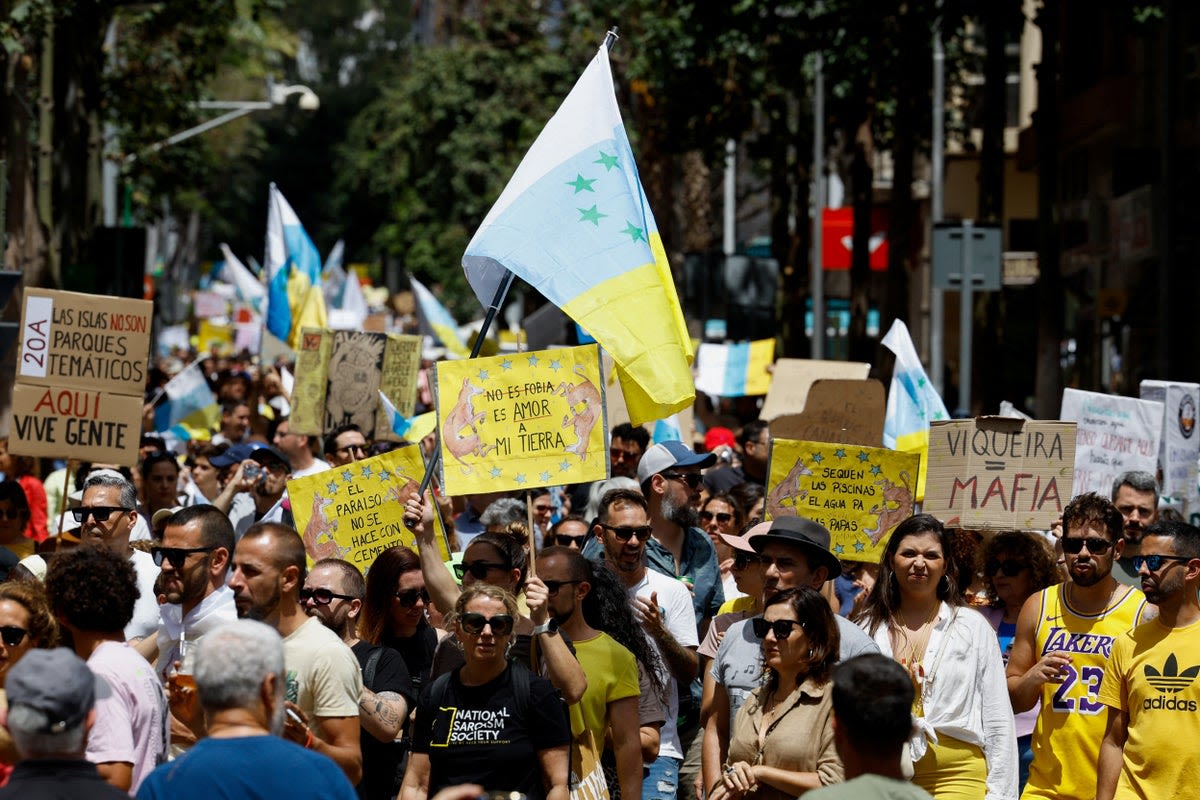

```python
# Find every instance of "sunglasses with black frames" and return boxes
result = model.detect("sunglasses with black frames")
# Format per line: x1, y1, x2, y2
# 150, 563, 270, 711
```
458, 612, 515, 636
751, 617, 805, 640
151, 545, 217, 569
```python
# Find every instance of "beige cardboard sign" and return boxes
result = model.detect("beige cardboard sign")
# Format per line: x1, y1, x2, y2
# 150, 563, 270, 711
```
9, 383, 143, 465
17, 289, 152, 396
291, 328, 423, 439
769, 379, 885, 446
924, 417, 1077, 530
759, 359, 870, 422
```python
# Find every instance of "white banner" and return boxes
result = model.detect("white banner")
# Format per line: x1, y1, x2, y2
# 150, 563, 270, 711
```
1060, 388, 1162, 498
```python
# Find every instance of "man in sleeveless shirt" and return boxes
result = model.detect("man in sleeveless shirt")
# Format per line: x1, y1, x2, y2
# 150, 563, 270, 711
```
1007, 493, 1151, 800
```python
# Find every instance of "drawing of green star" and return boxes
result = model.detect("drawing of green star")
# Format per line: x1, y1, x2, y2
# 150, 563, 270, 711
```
834, 448, 846, 459
870, 464, 883, 476
857, 451, 870, 462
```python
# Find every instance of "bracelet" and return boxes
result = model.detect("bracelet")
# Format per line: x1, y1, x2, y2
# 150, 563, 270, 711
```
304, 727, 314, 749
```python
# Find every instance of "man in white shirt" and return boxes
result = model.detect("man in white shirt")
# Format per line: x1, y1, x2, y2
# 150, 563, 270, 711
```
593, 487, 697, 800
272, 418, 330, 478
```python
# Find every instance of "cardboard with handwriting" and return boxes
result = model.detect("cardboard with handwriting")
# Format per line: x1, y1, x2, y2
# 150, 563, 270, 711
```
759, 359, 870, 422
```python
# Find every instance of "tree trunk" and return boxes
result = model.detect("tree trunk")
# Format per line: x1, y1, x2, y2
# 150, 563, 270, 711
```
848, 107, 875, 363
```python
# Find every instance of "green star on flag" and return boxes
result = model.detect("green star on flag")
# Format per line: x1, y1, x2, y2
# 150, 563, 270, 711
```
594, 151, 619, 171
621, 222, 645, 242
567, 174, 597, 193
578, 205, 607, 226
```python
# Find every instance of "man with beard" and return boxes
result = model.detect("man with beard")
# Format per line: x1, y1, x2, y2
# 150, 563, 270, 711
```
227, 522, 362, 784
136, 620, 358, 800
1007, 493, 1151, 800
1097, 519, 1200, 800
210, 443, 293, 539
536, 546, 643, 800
302, 559, 414, 800
1110, 470, 1160, 587
594, 489, 697, 800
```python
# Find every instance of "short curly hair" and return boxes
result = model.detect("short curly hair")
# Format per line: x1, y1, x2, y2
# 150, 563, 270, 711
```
0, 581, 59, 648
45, 547, 139, 634
978, 531, 1060, 609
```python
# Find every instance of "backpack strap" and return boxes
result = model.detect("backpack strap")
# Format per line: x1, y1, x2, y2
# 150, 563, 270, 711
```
363, 646, 384, 691
510, 660, 532, 718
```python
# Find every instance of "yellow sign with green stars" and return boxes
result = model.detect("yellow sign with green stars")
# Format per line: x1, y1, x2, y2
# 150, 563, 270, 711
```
766, 438, 919, 562
288, 446, 450, 570
434, 344, 608, 496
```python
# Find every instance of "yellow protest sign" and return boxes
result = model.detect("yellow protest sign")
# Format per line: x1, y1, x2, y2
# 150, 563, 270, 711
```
288, 446, 450, 571
766, 438, 920, 561
435, 344, 608, 496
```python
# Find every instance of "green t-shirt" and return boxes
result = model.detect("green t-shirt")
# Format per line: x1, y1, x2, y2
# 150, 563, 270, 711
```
806, 774, 933, 800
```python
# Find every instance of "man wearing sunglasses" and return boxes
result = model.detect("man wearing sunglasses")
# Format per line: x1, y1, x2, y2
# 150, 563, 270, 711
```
303, 559, 415, 800
228, 522, 363, 785
1110, 470, 1160, 588
151, 506, 237, 686
1097, 519, 1200, 800
1007, 493, 1151, 800
593, 488, 698, 800
324, 424, 371, 468
702, 516, 878, 798
77, 471, 162, 643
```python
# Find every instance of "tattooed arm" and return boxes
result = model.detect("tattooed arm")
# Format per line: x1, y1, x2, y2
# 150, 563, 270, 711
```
360, 688, 409, 743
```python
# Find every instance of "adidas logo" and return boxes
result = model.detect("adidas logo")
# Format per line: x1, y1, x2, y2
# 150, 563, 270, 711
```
1145, 654, 1200, 694
1143, 654, 1200, 712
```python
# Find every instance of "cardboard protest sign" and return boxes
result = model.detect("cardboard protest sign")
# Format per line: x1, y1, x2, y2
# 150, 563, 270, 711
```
768, 379, 885, 447
766, 438, 919, 561
288, 446, 451, 570
759, 359, 869, 422
291, 329, 423, 440
1060, 388, 1161, 498
924, 418, 1076, 530
16, 288, 151, 395
435, 344, 607, 496
10, 384, 143, 464
1140, 380, 1200, 498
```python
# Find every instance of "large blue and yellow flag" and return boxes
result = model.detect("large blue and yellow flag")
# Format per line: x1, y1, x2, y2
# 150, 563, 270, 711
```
462, 43, 693, 427
265, 184, 327, 349
882, 319, 948, 501
410, 276, 469, 358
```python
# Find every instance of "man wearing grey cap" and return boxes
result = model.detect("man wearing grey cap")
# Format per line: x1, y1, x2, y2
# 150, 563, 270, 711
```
701, 515, 879, 798
0, 648, 128, 799
209, 442, 294, 539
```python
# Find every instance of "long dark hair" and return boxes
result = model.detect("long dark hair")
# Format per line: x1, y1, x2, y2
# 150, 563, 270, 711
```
761, 587, 840, 689
359, 545, 421, 645
852, 514, 961, 636
467, 528, 529, 589
577, 555, 665, 699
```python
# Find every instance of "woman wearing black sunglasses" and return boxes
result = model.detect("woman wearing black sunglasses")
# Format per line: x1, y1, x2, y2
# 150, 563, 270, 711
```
709, 587, 843, 800
977, 530, 1060, 792
0, 580, 59, 774
701, 493, 747, 603
401, 584, 570, 800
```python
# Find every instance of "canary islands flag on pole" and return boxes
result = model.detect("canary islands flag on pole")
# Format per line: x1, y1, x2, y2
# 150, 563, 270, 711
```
881, 319, 948, 501
462, 42, 694, 427
265, 184, 327, 349
410, 276, 469, 358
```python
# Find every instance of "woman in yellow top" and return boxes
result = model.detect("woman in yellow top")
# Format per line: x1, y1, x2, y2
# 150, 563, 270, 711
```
708, 587, 844, 800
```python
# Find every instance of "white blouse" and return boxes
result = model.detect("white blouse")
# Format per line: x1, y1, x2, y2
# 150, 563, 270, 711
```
861, 603, 1018, 800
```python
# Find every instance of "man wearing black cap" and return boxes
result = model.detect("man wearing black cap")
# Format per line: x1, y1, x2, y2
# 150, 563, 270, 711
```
0, 648, 128, 799
209, 443, 293, 539
702, 515, 878, 798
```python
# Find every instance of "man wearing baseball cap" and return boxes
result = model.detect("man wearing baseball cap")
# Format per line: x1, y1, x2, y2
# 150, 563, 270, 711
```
701, 515, 879, 797
209, 443, 293, 539
0, 648, 128, 799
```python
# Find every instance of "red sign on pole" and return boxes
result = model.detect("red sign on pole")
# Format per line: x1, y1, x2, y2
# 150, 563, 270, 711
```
822, 208, 890, 271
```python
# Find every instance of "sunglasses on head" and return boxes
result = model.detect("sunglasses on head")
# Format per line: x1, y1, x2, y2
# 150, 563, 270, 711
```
453, 561, 510, 581
70, 506, 130, 524
554, 533, 589, 548
733, 551, 762, 569
299, 587, 357, 606
700, 510, 733, 525
0, 626, 27, 647
661, 471, 702, 489
1134, 554, 1190, 571
601, 524, 653, 543
985, 559, 1025, 577
751, 617, 805, 640
151, 545, 217, 569
394, 587, 431, 607
1061, 536, 1113, 555
459, 612, 515, 636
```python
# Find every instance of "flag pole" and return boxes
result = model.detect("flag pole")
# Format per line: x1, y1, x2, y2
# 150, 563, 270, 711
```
408, 270, 517, 526
604, 26, 619, 50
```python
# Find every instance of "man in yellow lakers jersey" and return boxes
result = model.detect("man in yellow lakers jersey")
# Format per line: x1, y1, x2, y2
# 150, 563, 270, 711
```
1007, 493, 1149, 800
1098, 520, 1200, 799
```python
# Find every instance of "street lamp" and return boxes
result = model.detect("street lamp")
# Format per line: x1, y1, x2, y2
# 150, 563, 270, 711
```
102, 77, 321, 223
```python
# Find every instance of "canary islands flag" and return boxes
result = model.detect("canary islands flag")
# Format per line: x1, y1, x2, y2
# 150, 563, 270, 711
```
462, 43, 693, 427
265, 184, 326, 349
881, 319, 948, 501
410, 276, 469, 358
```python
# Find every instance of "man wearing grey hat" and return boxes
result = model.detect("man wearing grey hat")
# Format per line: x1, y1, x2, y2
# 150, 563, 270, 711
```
209, 442, 293, 539
701, 515, 879, 798
0, 648, 129, 799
